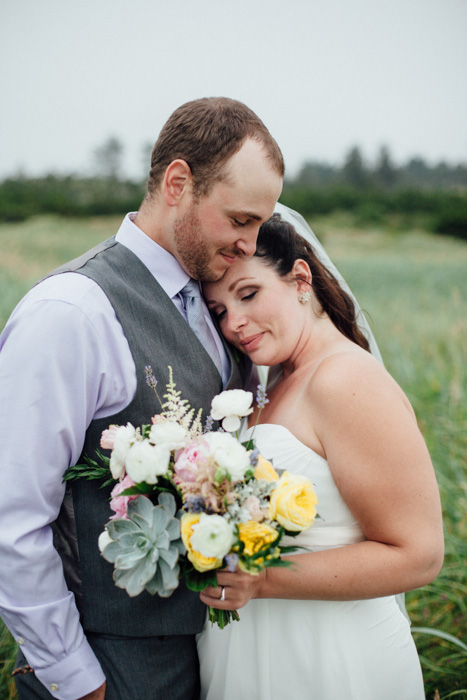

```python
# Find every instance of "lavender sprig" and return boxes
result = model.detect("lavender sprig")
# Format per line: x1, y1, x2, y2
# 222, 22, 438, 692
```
256, 383, 269, 409
204, 415, 214, 433
247, 384, 269, 443
145, 365, 163, 408
184, 495, 206, 513
225, 553, 239, 572
249, 447, 260, 468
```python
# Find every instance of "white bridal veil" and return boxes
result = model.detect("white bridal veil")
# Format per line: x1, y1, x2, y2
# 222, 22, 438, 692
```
274, 202, 383, 364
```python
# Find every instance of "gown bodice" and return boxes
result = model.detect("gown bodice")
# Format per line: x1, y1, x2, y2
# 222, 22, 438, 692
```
241, 422, 366, 549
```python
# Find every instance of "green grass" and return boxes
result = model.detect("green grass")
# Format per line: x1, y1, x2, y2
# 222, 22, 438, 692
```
1, 213, 466, 698
0, 215, 121, 328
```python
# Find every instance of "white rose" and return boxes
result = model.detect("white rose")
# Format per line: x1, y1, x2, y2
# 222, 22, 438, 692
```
98, 529, 113, 553
202, 431, 250, 481
190, 513, 235, 559
109, 423, 137, 479
125, 440, 171, 484
149, 420, 188, 451
210, 390, 253, 432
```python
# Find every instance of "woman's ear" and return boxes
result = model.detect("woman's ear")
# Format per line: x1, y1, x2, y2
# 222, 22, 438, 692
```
292, 259, 312, 293
163, 159, 193, 206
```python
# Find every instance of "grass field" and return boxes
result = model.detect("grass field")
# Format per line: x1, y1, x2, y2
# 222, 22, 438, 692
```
0, 213, 466, 699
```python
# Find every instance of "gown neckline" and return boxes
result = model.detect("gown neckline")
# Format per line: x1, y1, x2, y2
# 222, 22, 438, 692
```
243, 422, 328, 464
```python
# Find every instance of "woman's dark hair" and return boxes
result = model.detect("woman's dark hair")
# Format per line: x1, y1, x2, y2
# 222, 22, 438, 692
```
255, 214, 371, 352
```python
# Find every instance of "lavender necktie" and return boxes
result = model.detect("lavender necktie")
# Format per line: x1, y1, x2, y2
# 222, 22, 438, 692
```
180, 279, 222, 375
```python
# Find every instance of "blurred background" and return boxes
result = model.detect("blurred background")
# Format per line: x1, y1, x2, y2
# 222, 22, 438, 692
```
1, 0, 466, 181
0, 1, 466, 698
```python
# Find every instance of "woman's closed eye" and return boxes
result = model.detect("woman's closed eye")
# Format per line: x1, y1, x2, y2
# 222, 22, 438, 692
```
209, 289, 258, 323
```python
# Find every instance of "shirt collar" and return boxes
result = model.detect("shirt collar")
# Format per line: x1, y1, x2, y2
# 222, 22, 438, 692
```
115, 212, 191, 299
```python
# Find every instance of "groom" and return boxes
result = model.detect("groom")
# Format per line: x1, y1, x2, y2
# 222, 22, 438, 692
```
0, 97, 283, 700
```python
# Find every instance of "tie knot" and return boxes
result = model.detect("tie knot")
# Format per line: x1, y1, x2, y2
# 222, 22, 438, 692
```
181, 279, 202, 301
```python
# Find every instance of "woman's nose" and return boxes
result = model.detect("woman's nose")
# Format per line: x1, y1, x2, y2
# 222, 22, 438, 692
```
226, 310, 247, 334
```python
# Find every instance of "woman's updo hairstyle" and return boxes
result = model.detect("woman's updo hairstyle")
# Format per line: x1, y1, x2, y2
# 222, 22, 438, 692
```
254, 214, 371, 352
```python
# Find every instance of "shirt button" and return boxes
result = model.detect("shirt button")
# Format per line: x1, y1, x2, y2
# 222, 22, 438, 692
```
50, 684, 59, 692
17, 637, 25, 645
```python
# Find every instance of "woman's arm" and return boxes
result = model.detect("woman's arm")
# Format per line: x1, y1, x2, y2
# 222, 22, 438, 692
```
202, 353, 444, 610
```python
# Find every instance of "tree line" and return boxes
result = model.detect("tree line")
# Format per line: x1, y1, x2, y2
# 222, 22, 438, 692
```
0, 140, 466, 239
292, 145, 467, 192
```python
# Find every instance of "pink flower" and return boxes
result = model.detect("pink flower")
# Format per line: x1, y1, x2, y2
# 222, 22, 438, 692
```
151, 414, 166, 425
100, 425, 120, 450
243, 495, 266, 522
174, 443, 204, 482
109, 475, 137, 519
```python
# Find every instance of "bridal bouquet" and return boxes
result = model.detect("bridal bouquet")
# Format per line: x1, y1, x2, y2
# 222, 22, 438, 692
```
64, 367, 318, 628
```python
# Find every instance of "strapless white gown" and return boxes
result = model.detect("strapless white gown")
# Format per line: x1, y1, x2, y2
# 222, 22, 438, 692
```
197, 424, 425, 700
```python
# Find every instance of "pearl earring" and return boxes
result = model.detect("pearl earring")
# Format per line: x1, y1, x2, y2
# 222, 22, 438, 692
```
299, 292, 311, 304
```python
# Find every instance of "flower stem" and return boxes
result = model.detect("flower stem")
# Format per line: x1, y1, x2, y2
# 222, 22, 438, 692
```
208, 606, 240, 629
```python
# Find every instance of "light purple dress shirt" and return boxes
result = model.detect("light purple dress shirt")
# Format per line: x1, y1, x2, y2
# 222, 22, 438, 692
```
0, 214, 229, 699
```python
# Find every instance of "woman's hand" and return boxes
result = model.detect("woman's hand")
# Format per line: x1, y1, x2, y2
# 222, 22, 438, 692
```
200, 568, 265, 610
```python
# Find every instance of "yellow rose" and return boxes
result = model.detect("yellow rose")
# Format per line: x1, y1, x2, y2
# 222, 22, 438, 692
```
237, 520, 279, 557
180, 513, 223, 572
253, 455, 279, 482
268, 471, 318, 531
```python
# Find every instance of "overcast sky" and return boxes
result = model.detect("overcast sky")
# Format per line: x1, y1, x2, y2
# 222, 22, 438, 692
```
1, 0, 466, 181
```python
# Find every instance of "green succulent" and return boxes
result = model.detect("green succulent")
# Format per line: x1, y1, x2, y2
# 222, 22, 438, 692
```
101, 492, 185, 597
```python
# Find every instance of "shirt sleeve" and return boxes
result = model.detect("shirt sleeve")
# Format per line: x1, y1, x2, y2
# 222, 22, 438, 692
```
0, 277, 134, 699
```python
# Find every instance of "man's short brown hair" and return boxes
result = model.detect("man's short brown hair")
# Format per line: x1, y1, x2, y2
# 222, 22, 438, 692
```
145, 97, 284, 198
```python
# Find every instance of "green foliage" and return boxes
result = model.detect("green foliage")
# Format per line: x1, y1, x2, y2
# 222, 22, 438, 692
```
0, 624, 16, 699
434, 198, 467, 240
62, 452, 112, 486
1, 145, 465, 227
93, 137, 124, 180
292, 147, 467, 191
183, 561, 218, 592
279, 186, 467, 240
207, 607, 240, 629
342, 146, 371, 189
0, 175, 144, 222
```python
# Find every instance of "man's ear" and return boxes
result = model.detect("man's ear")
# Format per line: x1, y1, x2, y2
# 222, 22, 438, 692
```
292, 259, 312, 293
163, 159, 193, 206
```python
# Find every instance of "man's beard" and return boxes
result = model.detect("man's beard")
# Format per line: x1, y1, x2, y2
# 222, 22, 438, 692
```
173, 208, 232, 282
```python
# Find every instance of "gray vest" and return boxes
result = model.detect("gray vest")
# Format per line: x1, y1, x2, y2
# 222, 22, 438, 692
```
50, 237, 250, 636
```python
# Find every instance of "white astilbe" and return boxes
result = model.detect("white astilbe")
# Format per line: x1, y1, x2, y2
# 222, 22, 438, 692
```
186, 408, 204, 439
161, 367, 202, 438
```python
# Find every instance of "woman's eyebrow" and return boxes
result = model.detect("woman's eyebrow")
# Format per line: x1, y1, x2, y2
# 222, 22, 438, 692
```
228, 277, 257, 293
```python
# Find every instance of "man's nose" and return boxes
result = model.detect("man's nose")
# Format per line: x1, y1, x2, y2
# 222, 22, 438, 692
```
235, 227, 260, 257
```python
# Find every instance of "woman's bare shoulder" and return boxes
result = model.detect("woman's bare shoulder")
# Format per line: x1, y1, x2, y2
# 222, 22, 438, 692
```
306, 347, 414, 418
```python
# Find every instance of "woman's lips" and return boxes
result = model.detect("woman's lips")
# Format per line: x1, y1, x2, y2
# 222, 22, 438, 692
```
240, 333, 263, 352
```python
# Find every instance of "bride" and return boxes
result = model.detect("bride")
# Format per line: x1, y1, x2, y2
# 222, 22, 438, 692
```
197, 206, 444, 699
